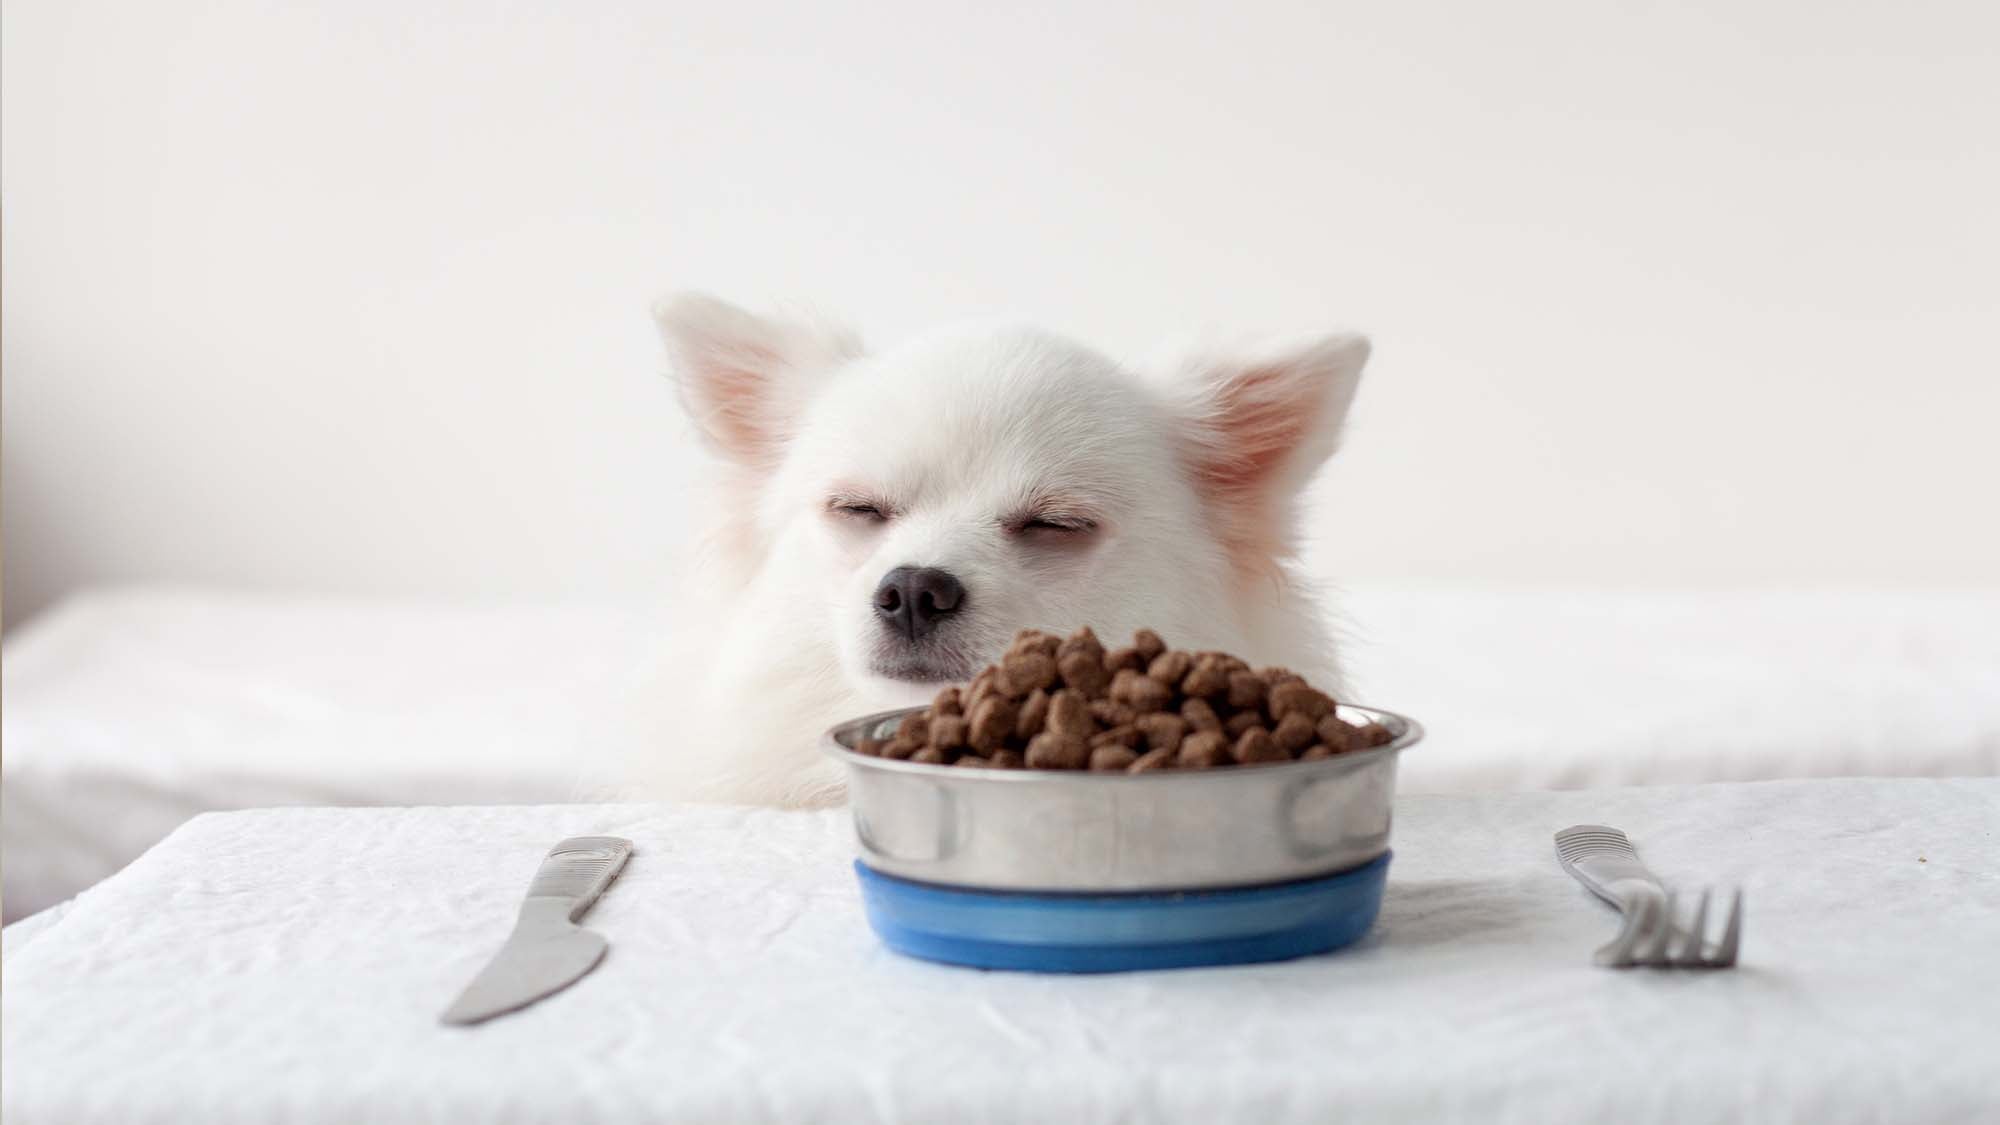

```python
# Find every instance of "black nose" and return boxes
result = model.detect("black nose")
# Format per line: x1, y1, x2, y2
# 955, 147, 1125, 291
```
874, 566, 967, 641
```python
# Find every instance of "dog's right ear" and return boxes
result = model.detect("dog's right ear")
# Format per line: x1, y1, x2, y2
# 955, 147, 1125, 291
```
653, 293, 861, 466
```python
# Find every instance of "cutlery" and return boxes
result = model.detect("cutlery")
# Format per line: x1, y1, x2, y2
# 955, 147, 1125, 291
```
441, 836, 633, 1024
1555, 824, 1741, 969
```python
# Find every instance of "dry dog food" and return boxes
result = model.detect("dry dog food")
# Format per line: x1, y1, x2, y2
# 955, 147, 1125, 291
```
853, 627, 1395, 772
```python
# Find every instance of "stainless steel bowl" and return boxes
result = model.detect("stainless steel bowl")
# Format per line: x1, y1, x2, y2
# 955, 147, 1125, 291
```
824, 703, 1422, 892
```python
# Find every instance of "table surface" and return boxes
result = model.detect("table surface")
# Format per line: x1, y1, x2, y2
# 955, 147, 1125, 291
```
5, 777, 1998, 1124
10, 585, 1999, 921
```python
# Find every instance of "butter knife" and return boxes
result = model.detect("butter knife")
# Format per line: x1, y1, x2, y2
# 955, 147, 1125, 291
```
441, 836, 633, 1025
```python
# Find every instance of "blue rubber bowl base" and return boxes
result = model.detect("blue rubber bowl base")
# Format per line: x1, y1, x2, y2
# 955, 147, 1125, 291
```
855, 853, 1390, 973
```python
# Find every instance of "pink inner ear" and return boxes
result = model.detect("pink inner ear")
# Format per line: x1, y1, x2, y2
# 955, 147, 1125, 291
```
696, 344, 783, 464
1191, 365, 1314, 580
1199, 365, 1314, 493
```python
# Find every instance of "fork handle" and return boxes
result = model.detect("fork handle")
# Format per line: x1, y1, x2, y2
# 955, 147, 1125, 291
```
1555, 825, 1664, 911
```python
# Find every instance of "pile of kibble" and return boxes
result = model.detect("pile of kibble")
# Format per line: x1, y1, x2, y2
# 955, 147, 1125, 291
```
853, 626, 1395, 772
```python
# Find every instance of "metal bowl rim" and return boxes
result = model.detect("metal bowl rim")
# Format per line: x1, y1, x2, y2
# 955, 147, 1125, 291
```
822, 701, 1422, 782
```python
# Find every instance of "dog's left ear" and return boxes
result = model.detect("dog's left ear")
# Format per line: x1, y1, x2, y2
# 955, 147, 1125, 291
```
1172, 332, 1371, 565
654, 292, 862, 468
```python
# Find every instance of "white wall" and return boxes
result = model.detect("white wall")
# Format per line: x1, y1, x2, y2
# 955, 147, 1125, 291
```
6, 0, 1997, 629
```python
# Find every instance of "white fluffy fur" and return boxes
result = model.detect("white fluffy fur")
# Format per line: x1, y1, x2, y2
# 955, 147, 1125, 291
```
633, 294, 1370, 807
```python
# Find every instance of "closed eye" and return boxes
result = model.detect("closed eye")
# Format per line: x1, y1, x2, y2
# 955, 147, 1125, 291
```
1011, 513, 1098, 537
826, 495, 892, 523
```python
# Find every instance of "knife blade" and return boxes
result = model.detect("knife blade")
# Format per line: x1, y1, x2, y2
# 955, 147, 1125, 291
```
441, 835, 633, 1026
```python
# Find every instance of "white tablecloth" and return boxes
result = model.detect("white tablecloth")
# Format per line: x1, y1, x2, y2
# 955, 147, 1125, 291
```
8, 586, 1998, 920
5, 778, 1996, 1123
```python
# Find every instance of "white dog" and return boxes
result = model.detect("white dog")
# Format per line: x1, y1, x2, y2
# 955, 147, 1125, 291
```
634, 294, 1371, 808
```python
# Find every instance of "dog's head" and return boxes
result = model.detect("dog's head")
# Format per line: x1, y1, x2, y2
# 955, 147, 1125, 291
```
657, 294, 1369, 701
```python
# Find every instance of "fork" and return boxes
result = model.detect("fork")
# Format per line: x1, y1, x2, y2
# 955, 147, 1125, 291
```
1554, 824, 1742, 969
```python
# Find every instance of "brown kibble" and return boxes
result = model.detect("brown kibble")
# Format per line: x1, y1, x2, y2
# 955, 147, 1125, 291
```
1025, 731, 1089, 770
1315, 713, 1354, 753
1090, 699, 1137, 727
1090, 724, 1142, 750
1226, 671, 1268, 712
1110, 668, 1173, 713
1177, 730, 1229, 768
1181, 697, 1223, 733
929, 715, 970, 752
966, 666, 997, 697
1181, 655, 1230, 699
1000, 650, 1058, 697
1015, 689, 1051, 741
1268, 681, 1336, 723
891, 629, 1369, 774
1259, 666, 1306, 689
1133, 712, 1187, 753
968, 696, 1018, 752
1103, 646, 1144, 675
1272, 711, 1317, 754
1146, 649, 1193, 687
1089, 746, 1139, 771
1059, 650, 1111, 698
1058, 625, 1105, 664
965, 668, 1003, 712
1232, 726, 1288, 765
854, 737, 885, 757
1132, 628, 1167, 662
1008, 629, 1060, 658
1047, 689, 1094, 738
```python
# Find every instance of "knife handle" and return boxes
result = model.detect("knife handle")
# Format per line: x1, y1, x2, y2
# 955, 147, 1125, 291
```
525, 836, 633, 923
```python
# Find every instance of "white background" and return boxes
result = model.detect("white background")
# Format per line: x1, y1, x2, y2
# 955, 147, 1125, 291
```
5, 0, 1997, 630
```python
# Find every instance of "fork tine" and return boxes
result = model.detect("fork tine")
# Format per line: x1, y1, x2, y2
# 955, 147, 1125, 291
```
1713, 888, 1743, 967
1639, 891, 1678, 965
1677, 889, 1712, 966
1594, 895, 1654, 968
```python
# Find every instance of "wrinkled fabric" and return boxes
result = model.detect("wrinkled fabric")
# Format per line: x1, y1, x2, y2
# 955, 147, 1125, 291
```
4, 779, 1996, 1124
0, 589, 653, 920
7, 586, 1998, 920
